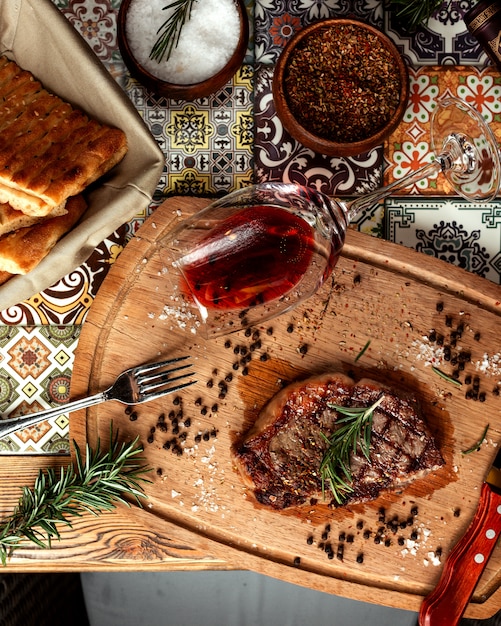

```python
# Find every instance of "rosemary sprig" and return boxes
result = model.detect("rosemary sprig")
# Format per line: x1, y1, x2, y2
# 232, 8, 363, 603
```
355, 340, 371, 362
385, 0, 448, 33
462, 424, 490, 455
320, 396, 385, 505
432, 366, 462, 387
0, 426, 151, 564
150, 0, 197, 64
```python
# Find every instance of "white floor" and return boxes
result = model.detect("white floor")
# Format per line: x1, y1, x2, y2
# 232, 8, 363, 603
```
81, 571, 418, 626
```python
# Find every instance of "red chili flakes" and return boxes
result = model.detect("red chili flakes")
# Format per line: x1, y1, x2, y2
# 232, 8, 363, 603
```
284, 24, 402, 143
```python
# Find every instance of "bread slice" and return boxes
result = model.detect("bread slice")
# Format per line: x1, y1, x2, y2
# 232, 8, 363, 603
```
0, 201, 67, 237
0, 56, 128, 216
0, 194, 87, 275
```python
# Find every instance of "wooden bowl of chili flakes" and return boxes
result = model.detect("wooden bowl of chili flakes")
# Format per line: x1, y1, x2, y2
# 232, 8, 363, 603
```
272, 18, 409, 157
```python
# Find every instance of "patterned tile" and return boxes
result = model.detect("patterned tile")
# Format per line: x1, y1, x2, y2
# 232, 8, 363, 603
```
385, 65, 501, 194
0, 230, 127, 326
384, 0, 487, 66
385, 197, 501, 284
0, 326, 80, 454
124, 65, 255, 201
54, 0, 123, 65
7, 336, 52, 380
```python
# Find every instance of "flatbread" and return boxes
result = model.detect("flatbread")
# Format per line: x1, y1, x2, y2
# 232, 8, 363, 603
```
0, 56, 128, 216
0, 194, 87, 275
0, 201, 66, 237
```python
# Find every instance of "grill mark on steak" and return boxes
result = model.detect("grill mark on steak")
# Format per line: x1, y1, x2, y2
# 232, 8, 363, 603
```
234, 373, 444, 510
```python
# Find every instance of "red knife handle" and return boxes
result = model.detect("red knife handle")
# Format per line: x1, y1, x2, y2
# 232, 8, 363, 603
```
419, 482, 501, 626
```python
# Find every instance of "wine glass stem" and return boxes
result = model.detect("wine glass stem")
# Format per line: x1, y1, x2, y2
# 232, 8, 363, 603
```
344, 159, 443, 221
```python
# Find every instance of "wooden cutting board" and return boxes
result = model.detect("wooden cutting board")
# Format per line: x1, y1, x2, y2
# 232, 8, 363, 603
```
72, 197, 501, 617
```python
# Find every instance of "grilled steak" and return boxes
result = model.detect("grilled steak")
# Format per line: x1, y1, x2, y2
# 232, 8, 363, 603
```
234, 373, 444, 510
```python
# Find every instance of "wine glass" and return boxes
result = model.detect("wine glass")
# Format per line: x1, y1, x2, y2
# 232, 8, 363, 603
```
159, 97, 500, 337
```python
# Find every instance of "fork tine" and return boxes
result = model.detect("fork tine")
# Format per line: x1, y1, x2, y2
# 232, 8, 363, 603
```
139, 378, 197, 402
140, 369, 196, 395
135, 355, 190, 376
138, 362, 193, 387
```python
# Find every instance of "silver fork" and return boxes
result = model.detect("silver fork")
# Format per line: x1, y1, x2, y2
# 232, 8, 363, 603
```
0, 356, 196, 438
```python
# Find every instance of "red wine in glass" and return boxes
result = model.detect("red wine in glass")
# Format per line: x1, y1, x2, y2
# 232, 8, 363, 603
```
162, 183, 347, 335
180, 205, 335, 310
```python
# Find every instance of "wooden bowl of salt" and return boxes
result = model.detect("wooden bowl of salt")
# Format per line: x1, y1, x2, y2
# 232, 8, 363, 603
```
118, 0, 249, 100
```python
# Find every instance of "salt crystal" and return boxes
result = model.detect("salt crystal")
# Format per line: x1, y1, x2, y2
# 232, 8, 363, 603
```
427, 551, 441, 567
126, 0, 241, 84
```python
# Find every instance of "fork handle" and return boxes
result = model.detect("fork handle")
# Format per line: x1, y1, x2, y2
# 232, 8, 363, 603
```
0, 391, 108, 439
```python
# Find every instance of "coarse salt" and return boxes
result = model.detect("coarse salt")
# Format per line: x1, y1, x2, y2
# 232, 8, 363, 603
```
475, 352, 501, 376
126, 0, 240, 84
411, 338, 444, 367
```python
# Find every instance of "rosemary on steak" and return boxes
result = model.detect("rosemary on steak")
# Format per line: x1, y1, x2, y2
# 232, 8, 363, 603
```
0, 426, 151, 564
385, 0, 448, 33
320, 396, 385, 504
150, 0, 198, 63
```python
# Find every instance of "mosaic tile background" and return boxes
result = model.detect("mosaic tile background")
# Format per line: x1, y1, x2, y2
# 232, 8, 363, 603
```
1, 0, 501, 453
0, 326, 80, 454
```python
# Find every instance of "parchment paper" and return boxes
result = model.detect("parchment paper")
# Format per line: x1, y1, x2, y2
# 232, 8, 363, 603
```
0, 0, 164, 312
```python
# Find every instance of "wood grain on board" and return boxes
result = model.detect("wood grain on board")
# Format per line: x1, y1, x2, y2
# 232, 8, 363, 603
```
17, 196, 501, 617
